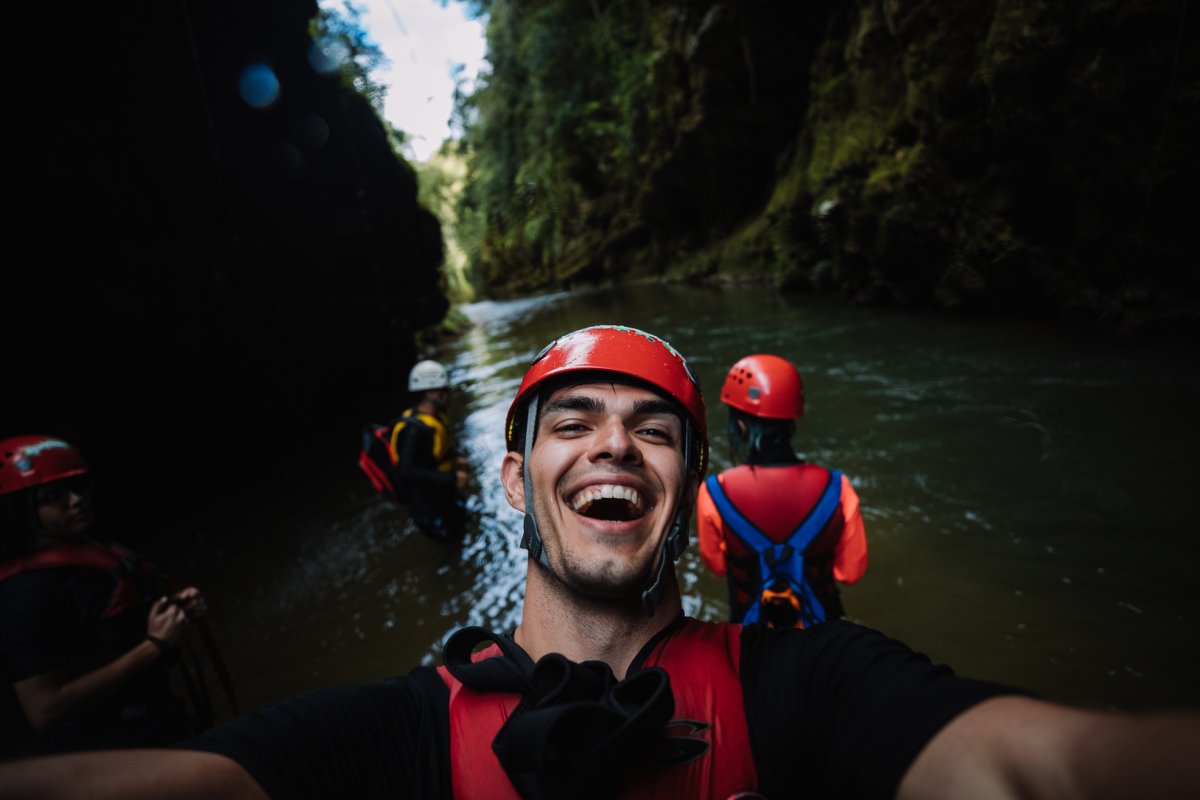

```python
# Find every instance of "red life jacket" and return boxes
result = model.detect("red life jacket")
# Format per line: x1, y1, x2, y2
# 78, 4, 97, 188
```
709, 464, 845, 628
0, 540, 176, 619
358, 423, 398, 496
0, 540, 241, 716
438, 618, 757, 799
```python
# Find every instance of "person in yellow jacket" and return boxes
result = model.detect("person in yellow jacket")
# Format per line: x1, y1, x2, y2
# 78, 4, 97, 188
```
387, 360, 470, 540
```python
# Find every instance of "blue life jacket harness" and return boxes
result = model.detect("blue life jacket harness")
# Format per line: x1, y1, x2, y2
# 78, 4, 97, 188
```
704, 470, 842, 627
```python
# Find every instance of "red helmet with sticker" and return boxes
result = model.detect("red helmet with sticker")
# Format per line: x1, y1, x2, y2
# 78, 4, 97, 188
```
720, 354, 805, 419
0, 435, 90, 496
505, 325, 708, 474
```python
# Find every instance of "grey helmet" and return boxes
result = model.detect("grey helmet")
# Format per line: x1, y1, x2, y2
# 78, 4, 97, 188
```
408, 360, 450, 392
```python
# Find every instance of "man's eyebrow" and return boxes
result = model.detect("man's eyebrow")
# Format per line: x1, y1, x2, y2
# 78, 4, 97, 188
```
631, 398, 682, 421
540, 394, 680, 422
542, 394, 606, 416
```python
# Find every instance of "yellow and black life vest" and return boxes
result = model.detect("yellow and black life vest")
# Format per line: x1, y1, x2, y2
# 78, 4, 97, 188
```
388, 408, 454, 473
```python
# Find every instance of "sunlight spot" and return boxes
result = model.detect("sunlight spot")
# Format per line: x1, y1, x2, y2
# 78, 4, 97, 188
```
238, 62, 281, 108
309, 37, 347, 75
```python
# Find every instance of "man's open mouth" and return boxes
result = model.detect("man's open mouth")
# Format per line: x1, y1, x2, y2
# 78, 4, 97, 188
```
569, 485, 645, 521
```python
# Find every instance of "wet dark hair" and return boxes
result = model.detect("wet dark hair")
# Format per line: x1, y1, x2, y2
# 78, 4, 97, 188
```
728, 407, 799, 466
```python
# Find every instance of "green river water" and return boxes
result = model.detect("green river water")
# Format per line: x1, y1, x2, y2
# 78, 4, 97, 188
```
172, 285, 1200, 721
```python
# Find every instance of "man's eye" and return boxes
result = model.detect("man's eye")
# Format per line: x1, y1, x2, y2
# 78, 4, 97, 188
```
639, 426, 671, 440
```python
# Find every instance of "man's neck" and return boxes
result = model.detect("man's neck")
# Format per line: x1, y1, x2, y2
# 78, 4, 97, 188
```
515, 564, 684, 679
415, 398, 441, 416
745, 441, 800, 466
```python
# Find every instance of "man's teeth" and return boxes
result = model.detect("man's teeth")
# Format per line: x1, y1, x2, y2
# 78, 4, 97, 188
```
570, 485, 642, 511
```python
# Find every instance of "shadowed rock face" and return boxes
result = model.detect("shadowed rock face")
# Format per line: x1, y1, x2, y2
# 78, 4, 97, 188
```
477, 0, 1197, 332
775, 0, 1198, 328
7, 0, 446, 519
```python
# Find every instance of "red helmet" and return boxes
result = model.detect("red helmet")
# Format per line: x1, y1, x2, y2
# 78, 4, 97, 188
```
0, 435, 90, 496
720, 354, 805, 419
505, 325, 708, 474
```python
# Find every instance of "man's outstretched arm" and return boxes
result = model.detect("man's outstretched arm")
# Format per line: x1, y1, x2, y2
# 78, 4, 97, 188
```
898, 695, 1200, 800
0, 749, 266, 800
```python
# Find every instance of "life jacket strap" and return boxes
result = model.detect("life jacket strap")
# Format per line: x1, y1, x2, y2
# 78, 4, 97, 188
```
704, 470, 842, 626
442, 626, 689, 799
358, 423, 397, 495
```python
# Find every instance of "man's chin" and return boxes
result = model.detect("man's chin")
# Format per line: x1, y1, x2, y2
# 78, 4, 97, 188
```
558, 553, 661, 602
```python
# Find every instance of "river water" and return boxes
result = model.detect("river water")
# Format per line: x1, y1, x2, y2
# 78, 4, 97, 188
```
174, 284, 1199, 720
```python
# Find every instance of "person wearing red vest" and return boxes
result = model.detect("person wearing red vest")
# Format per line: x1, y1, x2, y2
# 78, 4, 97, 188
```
697, 353, 868, 629
0, 436, 208, 756
1, 327, 1197, 798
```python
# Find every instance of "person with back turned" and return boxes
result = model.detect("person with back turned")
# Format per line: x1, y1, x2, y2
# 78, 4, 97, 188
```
360, 359, 470, 539
1, 326, 1197, 798
698, 353, 868, 629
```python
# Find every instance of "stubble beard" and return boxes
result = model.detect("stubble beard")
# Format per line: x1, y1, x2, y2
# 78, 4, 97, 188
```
554, 543, 662, 601
537, 502, 664, 602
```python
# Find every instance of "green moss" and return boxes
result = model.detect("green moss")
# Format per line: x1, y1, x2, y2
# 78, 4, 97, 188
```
767, 137, 813, 213
865, 142, 925, 193
817, 72, 849, 97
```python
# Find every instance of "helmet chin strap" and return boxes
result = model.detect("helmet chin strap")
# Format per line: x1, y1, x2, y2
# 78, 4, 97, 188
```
520, 393, 551, 570
640, 423, 692, 616
518, 393, 694, 616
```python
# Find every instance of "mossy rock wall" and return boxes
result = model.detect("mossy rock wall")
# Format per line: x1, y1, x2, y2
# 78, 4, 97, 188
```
473, 0, 1197, 330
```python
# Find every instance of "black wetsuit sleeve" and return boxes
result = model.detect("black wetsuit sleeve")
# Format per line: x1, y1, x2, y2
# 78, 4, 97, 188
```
177, 667, 450, 800
394, 422, 456, 491
0, 572, 73, 681
741, 620, 1028, 800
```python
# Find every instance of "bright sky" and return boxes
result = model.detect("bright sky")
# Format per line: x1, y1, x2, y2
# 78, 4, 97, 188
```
329, 0, 487, 162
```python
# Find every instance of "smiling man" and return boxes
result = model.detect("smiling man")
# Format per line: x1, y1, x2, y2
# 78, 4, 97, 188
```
500, 328, 706, 642
512, 382, 679, 600
1, 326, 1197, 799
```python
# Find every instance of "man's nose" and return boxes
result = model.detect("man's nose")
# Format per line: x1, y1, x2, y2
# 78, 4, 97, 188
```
589, 418, 640, 463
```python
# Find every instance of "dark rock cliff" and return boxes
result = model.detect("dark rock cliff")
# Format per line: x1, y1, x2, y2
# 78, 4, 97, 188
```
475, 0, 1197, 332
6, 1, 446, 521
717, 0, 1197, 331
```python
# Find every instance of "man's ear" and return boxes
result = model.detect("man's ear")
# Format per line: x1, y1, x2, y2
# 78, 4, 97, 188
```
501, 451, 526, 512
